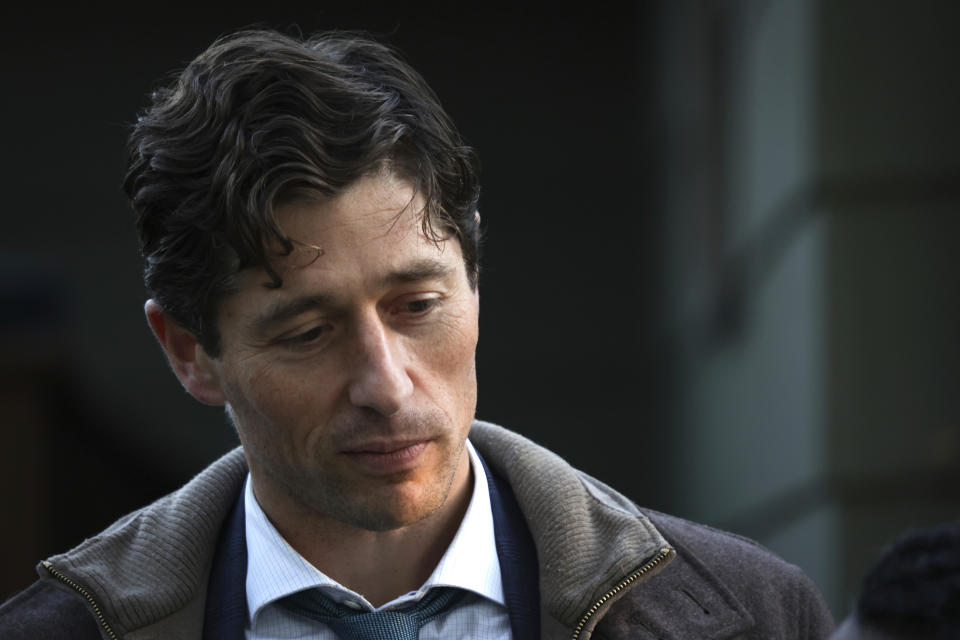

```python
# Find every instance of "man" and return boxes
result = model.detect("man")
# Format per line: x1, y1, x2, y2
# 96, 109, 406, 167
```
0, 29, 834, 638
830, 522, 960, 640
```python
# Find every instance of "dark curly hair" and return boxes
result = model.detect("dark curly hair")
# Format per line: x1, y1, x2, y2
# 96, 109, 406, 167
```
125, 29, 481, 356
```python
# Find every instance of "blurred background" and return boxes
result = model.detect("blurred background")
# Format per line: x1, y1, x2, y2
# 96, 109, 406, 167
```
1, 0, 957, 621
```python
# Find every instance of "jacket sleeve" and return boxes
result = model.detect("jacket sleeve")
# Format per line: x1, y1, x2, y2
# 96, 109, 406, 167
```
0, 579, 104, 640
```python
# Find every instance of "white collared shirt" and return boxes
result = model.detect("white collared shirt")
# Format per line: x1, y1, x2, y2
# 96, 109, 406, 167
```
244, 440, 512, 639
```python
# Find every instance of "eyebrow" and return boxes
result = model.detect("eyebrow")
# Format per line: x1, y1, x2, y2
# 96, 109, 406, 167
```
251, 258, 457, 332
376, 258, 456, 288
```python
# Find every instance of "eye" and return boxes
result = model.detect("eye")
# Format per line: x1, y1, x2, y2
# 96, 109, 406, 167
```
392, 294, 443, 318
403, 298, 437, 314
279, 324, 329, 346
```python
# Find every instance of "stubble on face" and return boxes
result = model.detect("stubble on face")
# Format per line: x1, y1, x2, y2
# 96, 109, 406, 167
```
231, 400, 472, 533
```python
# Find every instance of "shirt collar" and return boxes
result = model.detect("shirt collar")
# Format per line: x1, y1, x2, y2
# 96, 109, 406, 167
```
244, 439, 504, 624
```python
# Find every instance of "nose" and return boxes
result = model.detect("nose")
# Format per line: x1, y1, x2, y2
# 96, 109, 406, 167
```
347, 311, 414, 416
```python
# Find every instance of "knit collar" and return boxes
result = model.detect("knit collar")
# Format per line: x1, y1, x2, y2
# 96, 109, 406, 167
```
40, 421, 673, 637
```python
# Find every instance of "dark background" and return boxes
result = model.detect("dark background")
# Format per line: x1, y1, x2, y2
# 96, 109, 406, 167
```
2, 0, 958, 621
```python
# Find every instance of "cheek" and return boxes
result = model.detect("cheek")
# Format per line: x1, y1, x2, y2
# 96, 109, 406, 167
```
224, 359, 330, 440
415, 312, 479, 409
417, 306, 476, 363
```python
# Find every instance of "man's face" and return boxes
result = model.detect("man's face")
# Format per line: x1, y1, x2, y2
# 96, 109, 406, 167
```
206, 171, 479, 531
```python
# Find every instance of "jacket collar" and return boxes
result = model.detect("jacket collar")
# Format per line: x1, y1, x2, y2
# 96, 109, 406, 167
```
469, 421, 753, 639
39, 447, 248, 638
468, 421, 677, 635
40, 421, 753, 639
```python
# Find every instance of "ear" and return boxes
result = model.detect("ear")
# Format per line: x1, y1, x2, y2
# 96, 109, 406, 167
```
144, 299, 226, 406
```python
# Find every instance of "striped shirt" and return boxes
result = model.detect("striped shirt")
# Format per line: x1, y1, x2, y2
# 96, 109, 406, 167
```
244, 440, 512, 639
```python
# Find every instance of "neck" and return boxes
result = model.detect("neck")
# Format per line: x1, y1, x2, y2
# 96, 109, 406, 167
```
253, 451, 473, 607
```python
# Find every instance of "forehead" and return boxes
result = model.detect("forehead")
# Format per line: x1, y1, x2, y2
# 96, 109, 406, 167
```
279, 172, 418, 246
252, 172, 462, 293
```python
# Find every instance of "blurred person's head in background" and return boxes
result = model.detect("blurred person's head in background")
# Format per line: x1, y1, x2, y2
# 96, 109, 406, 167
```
831, 522, 960, 640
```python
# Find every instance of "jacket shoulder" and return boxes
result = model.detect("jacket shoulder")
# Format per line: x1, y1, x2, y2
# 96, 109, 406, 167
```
648, 508, 810, 578
0, 579, 103, 639
596, 509, 835, 639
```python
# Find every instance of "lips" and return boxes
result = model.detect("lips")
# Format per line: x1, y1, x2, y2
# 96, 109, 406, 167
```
340, 440, 430, 474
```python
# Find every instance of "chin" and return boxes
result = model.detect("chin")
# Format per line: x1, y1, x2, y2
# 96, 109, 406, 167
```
288, 466, 443, 532
336, 503, 442, 532
347, 483, 449, 532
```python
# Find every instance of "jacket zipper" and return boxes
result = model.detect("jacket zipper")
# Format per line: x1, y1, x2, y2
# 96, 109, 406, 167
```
570, 547, 674, 640
42, 561, 119, 640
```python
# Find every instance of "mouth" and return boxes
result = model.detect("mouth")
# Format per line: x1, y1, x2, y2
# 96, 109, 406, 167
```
339, 440, 431, 474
